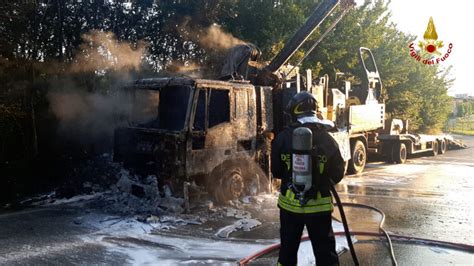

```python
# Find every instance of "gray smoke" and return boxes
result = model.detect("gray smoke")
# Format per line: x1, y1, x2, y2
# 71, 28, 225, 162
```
69, 30, 147, 73
47, 30, 148, 149
179, 17, 245, 51
47, 86, 130, 148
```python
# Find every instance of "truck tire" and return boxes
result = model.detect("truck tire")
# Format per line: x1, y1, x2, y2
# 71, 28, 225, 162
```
438, 139, 447, 154
431, 141, 439, 156
391, 142, 407, 164
347, 140, 366, 175
212, 167, 244, 203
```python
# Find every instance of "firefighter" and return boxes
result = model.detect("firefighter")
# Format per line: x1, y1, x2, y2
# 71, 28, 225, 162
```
271, 91, 345, 266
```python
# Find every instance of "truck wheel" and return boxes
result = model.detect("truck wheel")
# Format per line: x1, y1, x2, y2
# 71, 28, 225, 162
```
431, 141, 439, 156
347, 140, 366, 175
438, 139, 447, 154
213, 168, 244, 203
391, 142, 407, 164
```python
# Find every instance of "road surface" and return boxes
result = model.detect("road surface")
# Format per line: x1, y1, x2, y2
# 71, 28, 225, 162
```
338, 135, 474, 245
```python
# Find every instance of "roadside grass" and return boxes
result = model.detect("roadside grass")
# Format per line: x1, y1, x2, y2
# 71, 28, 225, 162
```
450, 129, 474, 136
446, 117, 474, 136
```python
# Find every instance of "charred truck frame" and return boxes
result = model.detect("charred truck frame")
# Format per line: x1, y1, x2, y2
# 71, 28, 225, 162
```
114, 0, 459, 204
114, 78, 274, 202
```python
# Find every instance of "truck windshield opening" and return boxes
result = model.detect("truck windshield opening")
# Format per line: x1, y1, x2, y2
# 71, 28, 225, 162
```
131, 85, 191, 131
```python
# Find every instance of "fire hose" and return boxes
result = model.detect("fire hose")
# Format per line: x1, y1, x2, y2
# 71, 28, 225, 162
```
336, 200, 398, 266
331, 184, 396, 266
238, 230, 474, 265
330, 184, 361, 266
238, 194, 474, 265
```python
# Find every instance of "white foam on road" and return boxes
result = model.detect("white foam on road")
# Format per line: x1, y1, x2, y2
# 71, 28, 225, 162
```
75, 210, 351, 265
79, 211, 271, 264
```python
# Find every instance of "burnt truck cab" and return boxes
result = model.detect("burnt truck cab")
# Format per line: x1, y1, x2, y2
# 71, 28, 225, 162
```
114, 77, 273, 202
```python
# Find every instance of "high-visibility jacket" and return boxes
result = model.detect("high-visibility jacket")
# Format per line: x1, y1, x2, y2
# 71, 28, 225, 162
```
278, 188, 333, 214
271, 121, 345, 214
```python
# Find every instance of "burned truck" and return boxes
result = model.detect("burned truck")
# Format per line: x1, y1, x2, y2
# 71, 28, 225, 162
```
114, 78, 275, 202
114, 0, 352, 203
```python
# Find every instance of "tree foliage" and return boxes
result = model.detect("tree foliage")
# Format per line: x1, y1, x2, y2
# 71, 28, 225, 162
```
456, 101, 474, 118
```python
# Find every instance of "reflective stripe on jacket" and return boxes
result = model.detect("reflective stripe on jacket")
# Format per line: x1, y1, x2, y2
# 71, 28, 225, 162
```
278, 189, 333, 214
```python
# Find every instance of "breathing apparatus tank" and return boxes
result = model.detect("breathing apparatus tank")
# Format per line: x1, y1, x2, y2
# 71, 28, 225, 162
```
292, 127, 313, 196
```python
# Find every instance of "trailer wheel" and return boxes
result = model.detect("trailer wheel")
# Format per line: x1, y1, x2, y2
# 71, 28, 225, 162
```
212, 168, 244, 203
431, 141, 439, 156
347, 140, 366, 175
391, 142, 407, 164
438, 139, 447, 154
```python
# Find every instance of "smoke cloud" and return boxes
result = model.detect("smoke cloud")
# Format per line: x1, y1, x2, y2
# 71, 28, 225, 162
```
180, 17, 245, 51
198, 24, 245, 50
166, 61, 202, 78
47, 30, 148, 150
48, 87, 130, 149
69, 30, 147, 73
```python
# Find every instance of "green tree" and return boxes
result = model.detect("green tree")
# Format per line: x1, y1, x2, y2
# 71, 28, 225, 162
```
232, 0, 453, 132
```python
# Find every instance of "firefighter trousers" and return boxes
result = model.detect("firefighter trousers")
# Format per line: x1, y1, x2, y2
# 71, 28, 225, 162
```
278, 209, 338, 266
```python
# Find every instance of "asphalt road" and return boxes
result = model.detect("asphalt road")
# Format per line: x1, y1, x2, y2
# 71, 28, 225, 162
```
0, 135, 472, 264
337, 134, 474, 246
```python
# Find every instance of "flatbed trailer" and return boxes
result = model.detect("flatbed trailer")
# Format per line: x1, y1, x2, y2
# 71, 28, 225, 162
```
376, 133, 449, 164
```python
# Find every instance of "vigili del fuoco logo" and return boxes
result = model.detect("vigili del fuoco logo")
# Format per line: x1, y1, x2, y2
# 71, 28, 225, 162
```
409, 17, 453, 65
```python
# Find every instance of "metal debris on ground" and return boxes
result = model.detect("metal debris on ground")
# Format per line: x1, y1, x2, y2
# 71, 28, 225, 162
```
215, 218, 262, 238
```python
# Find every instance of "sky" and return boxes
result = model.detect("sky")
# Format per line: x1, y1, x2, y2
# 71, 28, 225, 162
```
356, 0, 473, 96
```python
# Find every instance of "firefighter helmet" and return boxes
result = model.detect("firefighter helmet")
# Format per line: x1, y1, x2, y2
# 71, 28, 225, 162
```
285, 91, 318, 122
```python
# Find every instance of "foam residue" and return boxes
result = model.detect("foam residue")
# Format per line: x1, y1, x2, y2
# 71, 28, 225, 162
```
80, 211, 270, 265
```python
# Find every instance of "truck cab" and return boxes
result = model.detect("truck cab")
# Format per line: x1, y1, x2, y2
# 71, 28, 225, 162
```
114, 78, 272, 202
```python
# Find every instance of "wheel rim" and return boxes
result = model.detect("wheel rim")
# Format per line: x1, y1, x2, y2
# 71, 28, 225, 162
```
431, 142, 439, 156
225, 172, 244, 199
354, 148, 365, 167
400, 146, 407, 160
441, 141, 446, 152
